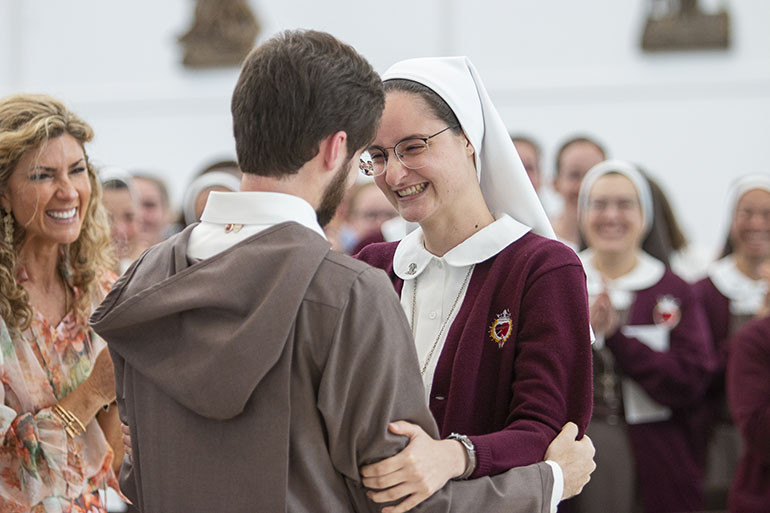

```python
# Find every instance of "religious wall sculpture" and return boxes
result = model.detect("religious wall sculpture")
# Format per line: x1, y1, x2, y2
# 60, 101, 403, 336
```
642, 0, 730, 51
179, 0, 260, 68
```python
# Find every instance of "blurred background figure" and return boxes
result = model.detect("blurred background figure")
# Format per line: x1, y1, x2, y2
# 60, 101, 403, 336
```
131, 172, 174, 251
574, 160, 714, 513
181, 160, 242, 226
552, 136, 606, 250
646, 175, 712, 282
322, 184, 355, 253
694, 175, 770, 510
347, 181, 397, 254
511, 135, 541, 192
726, 314, 770, 513
100, 167, 142, 274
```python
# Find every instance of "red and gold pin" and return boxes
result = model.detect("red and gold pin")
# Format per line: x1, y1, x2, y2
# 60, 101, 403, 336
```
489, 309, 512, 348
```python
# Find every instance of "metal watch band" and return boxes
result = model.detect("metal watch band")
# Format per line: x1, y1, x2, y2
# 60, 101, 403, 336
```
448, 432, 476, 480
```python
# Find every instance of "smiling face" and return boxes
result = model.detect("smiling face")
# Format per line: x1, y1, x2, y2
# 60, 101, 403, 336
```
371, 91, 476, 226
1, 133, 92, 249
730, 188, 770, 260
581, 173, 645, 257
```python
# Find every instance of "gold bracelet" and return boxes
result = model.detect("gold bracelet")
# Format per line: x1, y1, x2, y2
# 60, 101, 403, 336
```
53, 404, 86, 437
52, 405, 76, 437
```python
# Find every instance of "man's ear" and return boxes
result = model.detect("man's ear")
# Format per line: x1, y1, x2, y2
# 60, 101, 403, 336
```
320, 130, 348, 172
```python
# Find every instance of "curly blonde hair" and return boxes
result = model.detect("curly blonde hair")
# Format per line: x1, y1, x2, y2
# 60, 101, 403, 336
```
0, 94, 115, 332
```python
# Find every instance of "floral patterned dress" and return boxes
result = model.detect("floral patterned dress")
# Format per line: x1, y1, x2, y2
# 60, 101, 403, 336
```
0, 272, 118, 513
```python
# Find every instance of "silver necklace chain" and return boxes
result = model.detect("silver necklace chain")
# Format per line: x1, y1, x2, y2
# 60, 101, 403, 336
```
411, 265, 474, 376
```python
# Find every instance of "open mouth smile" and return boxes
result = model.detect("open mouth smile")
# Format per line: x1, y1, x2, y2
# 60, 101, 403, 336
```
46, 208, 77, 220
396, 183, 427, 198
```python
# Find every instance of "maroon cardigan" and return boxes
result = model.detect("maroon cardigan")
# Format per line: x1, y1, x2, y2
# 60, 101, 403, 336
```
727, 316, 770, 513
692, 276, 741, 466
356, 232, 593, 478
694, 277, 732, 371
606, 270, 715, 513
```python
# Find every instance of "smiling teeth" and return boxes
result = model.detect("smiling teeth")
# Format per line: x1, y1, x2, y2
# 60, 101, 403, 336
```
397, 183, 426, 198
48, 208, 76, 219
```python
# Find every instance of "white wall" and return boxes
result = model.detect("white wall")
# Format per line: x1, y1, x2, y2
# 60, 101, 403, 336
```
2, 0, 768, 254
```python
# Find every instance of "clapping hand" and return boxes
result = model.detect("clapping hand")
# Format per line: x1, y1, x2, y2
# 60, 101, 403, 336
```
590, 290, 619, 337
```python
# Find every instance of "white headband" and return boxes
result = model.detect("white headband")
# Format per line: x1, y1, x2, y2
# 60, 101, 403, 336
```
382, 56, 555, 240
98, 165, 137, 199
727, 174, 770, 218
578, 160, 653, 234
182, 171, 242, 225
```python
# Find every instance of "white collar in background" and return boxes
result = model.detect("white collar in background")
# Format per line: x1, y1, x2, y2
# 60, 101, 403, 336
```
200, 191, 326, 239
393, 214, 531, 280
580, 249, 665, 310
708, 255, 768, 315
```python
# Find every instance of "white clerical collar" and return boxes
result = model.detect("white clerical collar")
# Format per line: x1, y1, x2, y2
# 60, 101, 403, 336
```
708, 255, 768, 315
580, 249, 665, 309
393, 214, 531, 280
200, 191, 326, 239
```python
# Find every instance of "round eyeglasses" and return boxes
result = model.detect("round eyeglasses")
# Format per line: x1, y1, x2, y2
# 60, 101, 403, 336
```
359, 125, 459, 177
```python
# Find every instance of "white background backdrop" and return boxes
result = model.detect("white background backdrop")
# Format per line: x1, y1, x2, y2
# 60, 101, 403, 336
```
1, 0, 769, 255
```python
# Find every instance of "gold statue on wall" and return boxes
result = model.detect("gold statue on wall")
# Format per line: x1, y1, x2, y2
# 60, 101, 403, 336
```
642, 0, 730, 52
179, 0, 261, 68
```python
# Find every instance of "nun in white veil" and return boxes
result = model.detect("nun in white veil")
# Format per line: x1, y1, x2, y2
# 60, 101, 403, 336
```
694, 174, 770, 508
355, 57, 593, 511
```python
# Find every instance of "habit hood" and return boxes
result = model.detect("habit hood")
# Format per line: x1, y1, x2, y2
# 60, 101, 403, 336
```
89, 222, 332, 512
90, 222, 329, 420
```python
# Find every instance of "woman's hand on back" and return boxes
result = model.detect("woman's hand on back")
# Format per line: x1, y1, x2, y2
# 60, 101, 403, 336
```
58, 349, 116, 427
360, 420, 467, 513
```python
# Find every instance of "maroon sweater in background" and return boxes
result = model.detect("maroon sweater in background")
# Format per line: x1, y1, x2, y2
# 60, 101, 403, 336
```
351, 230, 386, 256
692, 276, 740, 466
727, 316, 770, 513
356, 232, 593, 478
694, 277, 732, 371
607, 270, 715, 513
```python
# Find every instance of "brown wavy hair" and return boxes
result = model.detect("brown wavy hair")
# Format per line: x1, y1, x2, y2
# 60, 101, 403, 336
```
232, 29, 384, 177
0, 94, 114, 332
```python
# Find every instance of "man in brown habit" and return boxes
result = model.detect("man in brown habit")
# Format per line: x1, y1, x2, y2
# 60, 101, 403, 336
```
90, 29, 594, 513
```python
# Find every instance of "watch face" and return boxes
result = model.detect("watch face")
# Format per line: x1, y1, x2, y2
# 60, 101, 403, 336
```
450, 433, 474, 450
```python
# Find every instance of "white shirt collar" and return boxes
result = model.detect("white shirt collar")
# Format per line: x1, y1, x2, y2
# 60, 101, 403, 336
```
200, 191, 326, 239
580, 249, 665, 310
708, 255, 768, 315
393, 214, 531, 280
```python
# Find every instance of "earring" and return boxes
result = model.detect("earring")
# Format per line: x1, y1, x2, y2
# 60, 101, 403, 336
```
3, 209, 13, 245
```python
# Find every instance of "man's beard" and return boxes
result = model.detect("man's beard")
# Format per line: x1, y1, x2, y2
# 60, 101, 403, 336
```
316, 157, 352, 228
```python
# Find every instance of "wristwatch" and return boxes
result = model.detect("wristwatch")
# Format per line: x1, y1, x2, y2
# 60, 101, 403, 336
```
448, 433, 476, 480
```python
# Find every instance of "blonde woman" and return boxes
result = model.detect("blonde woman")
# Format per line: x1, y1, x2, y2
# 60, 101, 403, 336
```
0, 94, 120, 512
